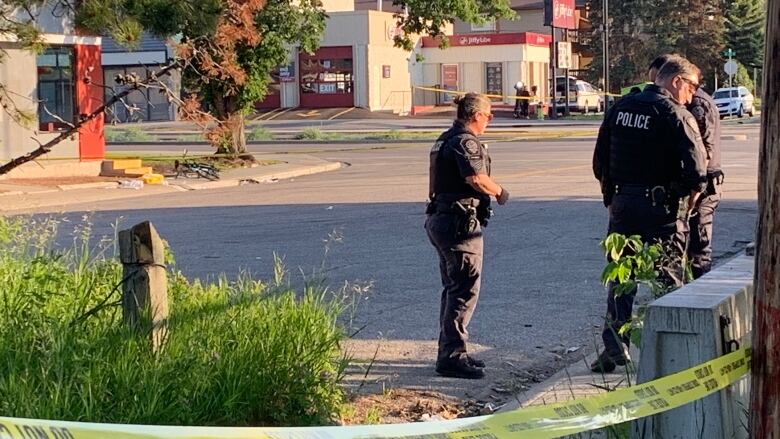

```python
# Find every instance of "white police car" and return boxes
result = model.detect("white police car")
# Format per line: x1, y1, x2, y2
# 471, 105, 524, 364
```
713, 86, 755, 119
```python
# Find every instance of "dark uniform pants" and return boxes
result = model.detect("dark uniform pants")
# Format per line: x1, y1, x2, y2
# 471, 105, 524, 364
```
688, 183, 722, 279
602, 193, 687, 357
425, 212, 483, 364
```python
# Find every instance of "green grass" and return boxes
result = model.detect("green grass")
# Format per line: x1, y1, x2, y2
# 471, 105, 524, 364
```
247, 126, 274, 141
0, 216, 350, 426
295, 128, 438, 141
176, 134, 205, 142
295, 128, 341, 141
104, 126, 153, 142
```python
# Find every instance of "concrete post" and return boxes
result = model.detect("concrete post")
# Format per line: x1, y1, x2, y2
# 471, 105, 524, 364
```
632, 255, 753, 439
118, 221, 169, 351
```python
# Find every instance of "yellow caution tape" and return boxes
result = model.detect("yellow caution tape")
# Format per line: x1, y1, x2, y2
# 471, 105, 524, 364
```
0, 348, 750, 439
413, 85, 622, 101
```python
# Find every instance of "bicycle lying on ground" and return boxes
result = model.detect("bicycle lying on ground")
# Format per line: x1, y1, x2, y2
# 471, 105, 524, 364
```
174, 150, 220, 181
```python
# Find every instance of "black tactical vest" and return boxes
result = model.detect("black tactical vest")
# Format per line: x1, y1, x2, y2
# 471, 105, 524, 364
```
608, 85, 686, 187
428, 121, 490, 202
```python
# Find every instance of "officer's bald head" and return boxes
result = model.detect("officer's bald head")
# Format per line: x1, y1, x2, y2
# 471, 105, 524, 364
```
648, 54, 675, 82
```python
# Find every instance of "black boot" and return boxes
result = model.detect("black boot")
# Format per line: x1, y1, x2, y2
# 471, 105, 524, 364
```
590, 350, 629, 373
436, 357, 485, 379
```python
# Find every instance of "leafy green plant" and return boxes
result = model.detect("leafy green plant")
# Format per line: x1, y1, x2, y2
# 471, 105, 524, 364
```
600, 233, 665, 347
247, 126, 274, 141
600, 233, 664, 297
0, 216, 351, 426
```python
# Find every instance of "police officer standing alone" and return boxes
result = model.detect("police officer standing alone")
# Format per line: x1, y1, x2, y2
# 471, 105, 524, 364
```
648, 55, 724, 279
591, 55, 708, 373
426, 92, 510, 379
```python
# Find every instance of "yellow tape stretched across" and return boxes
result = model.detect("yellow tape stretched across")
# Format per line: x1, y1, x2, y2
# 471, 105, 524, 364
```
0, 348, 751, 439
413, 85, 622, 100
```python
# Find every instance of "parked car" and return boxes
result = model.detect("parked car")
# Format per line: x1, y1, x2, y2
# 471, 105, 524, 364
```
712, 86, 755, 119
549, 76, 604, 113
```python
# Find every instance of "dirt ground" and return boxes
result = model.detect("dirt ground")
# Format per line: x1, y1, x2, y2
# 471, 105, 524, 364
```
338, 341, 587, 425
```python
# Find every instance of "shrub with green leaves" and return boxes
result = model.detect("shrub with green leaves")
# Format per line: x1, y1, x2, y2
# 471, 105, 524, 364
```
247, 126, 274, 141
0, 216, 348, 426
600, 233, 664, 297
295, 128, 339, 141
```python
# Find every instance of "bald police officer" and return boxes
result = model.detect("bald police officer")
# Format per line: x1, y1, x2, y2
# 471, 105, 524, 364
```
426, 92, 509, 379
592, 55, 708, 373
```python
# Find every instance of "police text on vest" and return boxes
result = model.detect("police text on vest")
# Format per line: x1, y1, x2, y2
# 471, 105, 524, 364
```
616, 112, 650, 130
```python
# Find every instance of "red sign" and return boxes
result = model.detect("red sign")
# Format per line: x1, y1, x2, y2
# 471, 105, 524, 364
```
421, 32, 551, 48
552, 0, 576, 29
442, 64, 458, 86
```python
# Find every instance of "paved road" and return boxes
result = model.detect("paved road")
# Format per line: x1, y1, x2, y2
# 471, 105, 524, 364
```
50, 129, 760, 398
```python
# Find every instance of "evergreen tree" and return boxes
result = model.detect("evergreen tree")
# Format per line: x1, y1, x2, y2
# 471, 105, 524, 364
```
586, 0, 726, 93
724, 0, 765, 69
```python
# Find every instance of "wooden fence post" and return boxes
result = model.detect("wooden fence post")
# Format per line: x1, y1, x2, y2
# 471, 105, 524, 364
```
118, 221, 169, 351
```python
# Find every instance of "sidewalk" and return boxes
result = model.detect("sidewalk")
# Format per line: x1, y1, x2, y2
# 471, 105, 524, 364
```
0, 154, 341, 214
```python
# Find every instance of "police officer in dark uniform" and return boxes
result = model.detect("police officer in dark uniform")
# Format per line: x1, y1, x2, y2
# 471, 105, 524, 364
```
591, 55, 708, 373
648, 55, 724, 279
426, 92, 510, 379
686, 74, 723, 278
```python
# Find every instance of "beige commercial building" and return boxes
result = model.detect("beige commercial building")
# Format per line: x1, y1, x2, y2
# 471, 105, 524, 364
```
413, 32, 552, 109
259, 9, 417, 114
1, 7, 104, 164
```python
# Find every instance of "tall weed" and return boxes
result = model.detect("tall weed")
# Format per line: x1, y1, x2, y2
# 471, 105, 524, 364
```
0, 217, 349, 426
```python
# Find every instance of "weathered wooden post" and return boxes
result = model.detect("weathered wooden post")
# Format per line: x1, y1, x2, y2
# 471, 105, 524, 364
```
118, 221, 168, 351
750, 0, 780, 435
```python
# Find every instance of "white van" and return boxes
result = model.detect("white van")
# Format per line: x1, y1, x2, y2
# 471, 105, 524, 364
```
712, 86, 755, 118
550, 76, 604, 113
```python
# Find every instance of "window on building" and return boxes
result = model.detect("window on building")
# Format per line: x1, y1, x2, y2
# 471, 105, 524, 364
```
485, 62, 503, 101
300, 57, 353, 95
103, 66, 174, 123
37, 46, 75, 130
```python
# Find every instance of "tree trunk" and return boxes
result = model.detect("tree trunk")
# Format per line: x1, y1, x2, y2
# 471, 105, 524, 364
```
210, 93, 247, 155
229, 112, 247, 155
749, 0, 780, 437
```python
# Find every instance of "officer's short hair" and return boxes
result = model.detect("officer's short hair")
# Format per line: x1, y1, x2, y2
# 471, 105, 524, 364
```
655, 56, 701, 84
455, 93, 491, 122
648, 54, 675, 73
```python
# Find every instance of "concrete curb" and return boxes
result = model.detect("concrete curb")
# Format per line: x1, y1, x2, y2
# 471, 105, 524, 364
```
58, 182, 120, 191
169, 161, 342, 191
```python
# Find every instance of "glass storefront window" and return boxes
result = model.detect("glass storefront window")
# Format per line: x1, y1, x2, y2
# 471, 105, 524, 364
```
37, 46, 75, 129
485, 62, 503, 101
300, 57, 353, 95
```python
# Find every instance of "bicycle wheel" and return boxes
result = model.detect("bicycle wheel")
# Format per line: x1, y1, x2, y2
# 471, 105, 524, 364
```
196, 166, 220, 181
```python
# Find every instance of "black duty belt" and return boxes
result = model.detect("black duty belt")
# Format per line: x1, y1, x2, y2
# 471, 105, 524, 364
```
613, 184, 670, 196
433, 199, 479, 212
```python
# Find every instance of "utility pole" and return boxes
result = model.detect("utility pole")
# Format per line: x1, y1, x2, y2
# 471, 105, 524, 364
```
749, 0, 780, 436
551, 25, 558, 119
